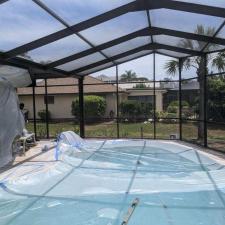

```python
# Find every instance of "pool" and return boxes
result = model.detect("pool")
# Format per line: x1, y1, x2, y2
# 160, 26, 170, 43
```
1, 140, 225, 225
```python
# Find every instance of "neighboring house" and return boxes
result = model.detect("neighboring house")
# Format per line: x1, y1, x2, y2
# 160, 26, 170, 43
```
17, 76, 123, 120
17, 76, 169, 120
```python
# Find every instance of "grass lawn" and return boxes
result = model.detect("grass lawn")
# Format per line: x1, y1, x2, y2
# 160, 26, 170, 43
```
26, 120, 225, 151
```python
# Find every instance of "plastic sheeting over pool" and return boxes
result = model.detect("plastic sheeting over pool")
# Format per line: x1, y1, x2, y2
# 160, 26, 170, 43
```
1, 139, 225, 225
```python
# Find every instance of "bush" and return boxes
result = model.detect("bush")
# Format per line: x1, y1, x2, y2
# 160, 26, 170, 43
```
120, 100, 153, 120
38, 110, 51, 121
71, 95, 106, 121
169, 100, 189, 107
167, 100, 190, 114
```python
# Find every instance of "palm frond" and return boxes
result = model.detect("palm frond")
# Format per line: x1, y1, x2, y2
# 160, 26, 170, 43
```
164, 60, 179, 75
212, 52, 225, 72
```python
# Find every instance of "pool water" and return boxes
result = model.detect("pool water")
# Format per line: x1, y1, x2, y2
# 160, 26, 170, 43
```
1, 140, 225, 225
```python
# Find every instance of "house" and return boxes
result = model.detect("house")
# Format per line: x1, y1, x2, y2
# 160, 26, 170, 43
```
17, 76, 123, 120
17, 76, 167, 120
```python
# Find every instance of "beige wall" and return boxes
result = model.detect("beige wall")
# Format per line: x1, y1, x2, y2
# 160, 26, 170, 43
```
19, 94, 75, 119
19, 93, 118, 119
18, 90, 166, 119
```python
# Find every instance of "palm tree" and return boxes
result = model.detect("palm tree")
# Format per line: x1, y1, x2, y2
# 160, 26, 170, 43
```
164, 25, 225, 142
120, 70, 137, 81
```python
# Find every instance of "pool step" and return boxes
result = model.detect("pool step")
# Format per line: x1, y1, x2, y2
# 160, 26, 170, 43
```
121, 198, 140, 225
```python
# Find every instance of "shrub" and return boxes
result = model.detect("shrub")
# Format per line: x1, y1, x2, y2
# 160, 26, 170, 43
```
120, 100, 153, 120
71, 95, 106, 121
167, 100, 190, 114
38, 110, 51, 121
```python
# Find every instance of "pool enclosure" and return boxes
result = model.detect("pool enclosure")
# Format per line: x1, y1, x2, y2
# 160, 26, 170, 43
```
0, 0, 225, 151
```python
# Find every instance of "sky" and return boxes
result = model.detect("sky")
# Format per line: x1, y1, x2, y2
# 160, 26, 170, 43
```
0, 0, 224, 78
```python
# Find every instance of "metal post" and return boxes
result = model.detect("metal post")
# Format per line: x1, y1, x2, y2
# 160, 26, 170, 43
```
203, 54, 207, 147
153, 52, 156, 139
78, 77, 85, 138
179, 58, 182, 140
116, 65, 120, 138
44, 78, 49, 139
32, 79, 37, 140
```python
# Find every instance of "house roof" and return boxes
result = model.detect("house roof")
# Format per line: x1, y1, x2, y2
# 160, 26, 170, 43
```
17, 76, 123, 95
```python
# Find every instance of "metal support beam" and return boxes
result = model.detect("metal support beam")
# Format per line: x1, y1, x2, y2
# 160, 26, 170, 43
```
44, 79, 49, 139
116, 65, 120, 138
153, 52, 156, 139
178, 58, 182, 140
32, 80, 37, 140
0, 0, 8, 4
203, 54, 207, 147
78, 77, 85, 138
138, 0, 225, 18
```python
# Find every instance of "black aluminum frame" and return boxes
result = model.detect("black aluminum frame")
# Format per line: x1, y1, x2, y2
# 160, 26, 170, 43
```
31, 50, 225, 153
0, 0, 224, 79
0, 0, 224, 151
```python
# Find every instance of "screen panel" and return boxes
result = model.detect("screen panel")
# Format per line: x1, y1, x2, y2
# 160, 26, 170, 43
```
102, 37, 151, 57
0, 0, 65, 51
78, 62, 115, 76
154, 35, 206, 51
150, 9, 223, 35
80, 12, 149, 45
115, 50, 152, 64
21, 34, 90, 64
56, 52, 106, 71
117, 52, 153, 82
155, 54, 179, 81
84, 67, 117, 84
41, 0, 134, 25
156, 49, 189, 58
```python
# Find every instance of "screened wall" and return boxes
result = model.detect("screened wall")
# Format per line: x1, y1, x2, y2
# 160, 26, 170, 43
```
1, 0, 225, 152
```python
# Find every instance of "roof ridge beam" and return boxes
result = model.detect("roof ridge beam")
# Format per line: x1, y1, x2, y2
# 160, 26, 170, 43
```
4, 1, 138, 58
136, 0, 225, 18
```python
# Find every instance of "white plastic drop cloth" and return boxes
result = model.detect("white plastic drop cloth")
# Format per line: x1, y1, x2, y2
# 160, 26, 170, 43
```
0, 65, 32, 88
0, 77, 25, 167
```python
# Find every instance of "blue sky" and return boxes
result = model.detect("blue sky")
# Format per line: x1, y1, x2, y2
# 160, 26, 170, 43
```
0, 0, 224, 78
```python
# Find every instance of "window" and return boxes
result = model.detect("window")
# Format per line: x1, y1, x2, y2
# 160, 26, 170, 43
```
128, 95, 154, 103
44, 95, 54, 104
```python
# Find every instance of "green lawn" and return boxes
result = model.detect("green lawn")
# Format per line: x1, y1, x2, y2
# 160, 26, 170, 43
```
26, 120, 225, 151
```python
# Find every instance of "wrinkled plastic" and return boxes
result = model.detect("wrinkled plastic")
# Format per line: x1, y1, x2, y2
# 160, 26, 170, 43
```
0, 65, 32, 88
1, 140, 225, 225
0, 78, 25, 167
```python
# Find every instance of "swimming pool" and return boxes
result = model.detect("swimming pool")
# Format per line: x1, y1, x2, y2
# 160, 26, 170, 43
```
1, 139, 225, 225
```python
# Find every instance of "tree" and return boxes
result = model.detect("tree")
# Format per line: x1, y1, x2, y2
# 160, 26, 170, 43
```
120, 70, 137, 81
164, 25, 225, 142
134, 83, 147, 89
207, 76, 225, 121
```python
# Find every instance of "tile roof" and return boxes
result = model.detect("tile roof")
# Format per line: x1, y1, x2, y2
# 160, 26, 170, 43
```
17, 76, 123, 95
